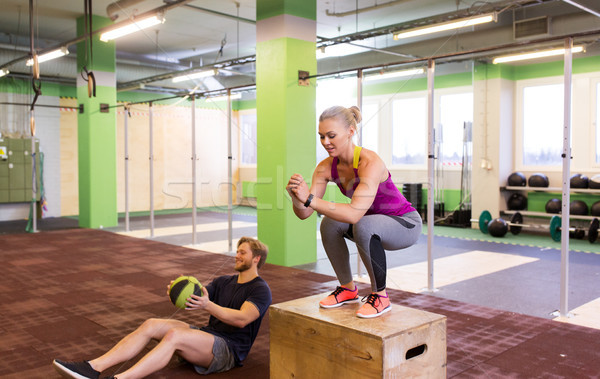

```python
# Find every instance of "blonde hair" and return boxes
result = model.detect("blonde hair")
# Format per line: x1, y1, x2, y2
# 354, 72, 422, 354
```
319, 105, 362, 131
237, 236, 269, 269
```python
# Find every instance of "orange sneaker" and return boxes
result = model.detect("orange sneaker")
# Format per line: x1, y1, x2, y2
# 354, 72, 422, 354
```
356, 293, 391, 318
319, 286, 359, 308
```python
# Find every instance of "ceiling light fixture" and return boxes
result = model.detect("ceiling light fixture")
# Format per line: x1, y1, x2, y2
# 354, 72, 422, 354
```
0, 68, 9, 77
26, 47, 69, 66
393, 13, 496, 40
365, 68, 425, 81
208, 93, 242, 102
172, 69, 215, 83
100, 14, 165, 42
492, 45, 584, 64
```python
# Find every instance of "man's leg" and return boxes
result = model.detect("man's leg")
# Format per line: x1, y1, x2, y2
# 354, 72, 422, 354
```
108, 325, 216, 379
89, 318, 191, 374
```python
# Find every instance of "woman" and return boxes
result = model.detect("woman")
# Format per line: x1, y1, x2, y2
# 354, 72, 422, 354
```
286, 105, 422, 318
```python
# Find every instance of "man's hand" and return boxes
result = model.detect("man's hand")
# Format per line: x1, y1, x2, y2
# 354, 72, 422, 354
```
185, 287, 209, 311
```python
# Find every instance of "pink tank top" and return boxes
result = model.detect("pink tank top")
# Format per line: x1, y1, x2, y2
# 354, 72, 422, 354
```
331, 146, 416, 216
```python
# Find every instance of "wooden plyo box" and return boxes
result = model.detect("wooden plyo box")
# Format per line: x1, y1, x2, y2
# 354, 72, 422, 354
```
270, 293, 446, 379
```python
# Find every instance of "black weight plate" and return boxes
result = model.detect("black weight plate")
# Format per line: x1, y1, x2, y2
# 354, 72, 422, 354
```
589, 218, 599, 243
510, 212, 523, 235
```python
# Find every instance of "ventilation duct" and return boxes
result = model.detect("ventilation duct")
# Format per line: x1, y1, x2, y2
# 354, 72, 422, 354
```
514, 16, 550, 40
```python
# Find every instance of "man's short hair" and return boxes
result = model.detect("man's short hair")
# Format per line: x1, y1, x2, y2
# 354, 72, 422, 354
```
237, 237, 268, 269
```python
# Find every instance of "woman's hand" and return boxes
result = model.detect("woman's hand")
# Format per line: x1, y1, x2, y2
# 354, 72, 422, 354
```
287, 174, 310, 205
287, 174, 309, 207
185, 287, 209, 311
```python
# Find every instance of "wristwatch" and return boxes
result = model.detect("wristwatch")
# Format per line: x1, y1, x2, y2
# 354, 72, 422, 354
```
304, 194, 314, 208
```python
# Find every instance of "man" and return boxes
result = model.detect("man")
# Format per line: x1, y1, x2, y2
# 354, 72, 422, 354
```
53, 237, 272, 379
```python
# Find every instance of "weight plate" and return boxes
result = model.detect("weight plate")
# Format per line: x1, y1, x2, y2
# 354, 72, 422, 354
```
550, 215, 562, 242
589, 218, 599, 243
479, 210, 492, 234
510, 212, 523, 235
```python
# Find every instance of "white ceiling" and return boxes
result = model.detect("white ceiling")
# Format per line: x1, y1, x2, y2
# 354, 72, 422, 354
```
0, 0, 599, 95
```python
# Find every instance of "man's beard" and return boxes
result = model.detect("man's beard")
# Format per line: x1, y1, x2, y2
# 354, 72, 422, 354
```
235, 261, 251, 272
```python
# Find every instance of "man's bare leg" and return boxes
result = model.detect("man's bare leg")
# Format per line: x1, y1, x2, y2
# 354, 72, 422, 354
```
89, 318, 190, 373
104, 326, 215, 379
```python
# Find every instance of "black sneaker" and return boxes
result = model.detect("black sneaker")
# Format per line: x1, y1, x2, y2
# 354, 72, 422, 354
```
53, 359, 100, 379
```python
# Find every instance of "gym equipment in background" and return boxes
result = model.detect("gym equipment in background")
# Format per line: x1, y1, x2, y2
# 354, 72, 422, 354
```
570, 200, 589, 215
507, 193, 527, 210
472, 210, 598, 242
570, 173, 589, 188
528, 173, 549, 187
545, 198, 561, 214
507, 172, 526, 187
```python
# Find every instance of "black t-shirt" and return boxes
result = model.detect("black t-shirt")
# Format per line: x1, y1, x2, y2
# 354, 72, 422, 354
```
201, 274, 272, 365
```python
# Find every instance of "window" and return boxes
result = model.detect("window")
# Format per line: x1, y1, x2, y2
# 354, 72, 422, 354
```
361, 102, 379, 152
392, 96, 426, 165
240, 112, 257, 164
316, 76, 357, 162
439, 92, 473, 164
522, 83, 563, 166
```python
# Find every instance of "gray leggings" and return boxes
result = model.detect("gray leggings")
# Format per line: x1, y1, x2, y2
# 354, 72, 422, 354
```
320, 211, 422, 292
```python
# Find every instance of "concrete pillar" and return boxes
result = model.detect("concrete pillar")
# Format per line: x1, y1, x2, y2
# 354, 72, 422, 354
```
76, 15, 118, 228
256, 0, 317, 266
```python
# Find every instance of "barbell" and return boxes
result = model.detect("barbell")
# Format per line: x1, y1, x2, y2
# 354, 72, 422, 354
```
472, 210, 600, 243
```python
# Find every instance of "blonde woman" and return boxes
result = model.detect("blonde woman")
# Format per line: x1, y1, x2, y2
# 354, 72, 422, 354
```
287, 106, 422, 318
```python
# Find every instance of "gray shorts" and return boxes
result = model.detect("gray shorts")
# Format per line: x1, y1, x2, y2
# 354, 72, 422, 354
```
189, 326, 236, 375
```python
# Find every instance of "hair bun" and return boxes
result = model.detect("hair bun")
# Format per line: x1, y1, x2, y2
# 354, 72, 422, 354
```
349, 106, 362, 124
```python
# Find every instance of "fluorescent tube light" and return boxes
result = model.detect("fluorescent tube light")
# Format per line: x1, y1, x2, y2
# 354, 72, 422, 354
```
172, 70, 215, 83
208, 93, 242, 102
365, 68, 425, 81
493, 46, 584, 64
100, 14, 165, 42
26, 47, 69, 66
0, 68, 9, 77
393, 13, 496, 40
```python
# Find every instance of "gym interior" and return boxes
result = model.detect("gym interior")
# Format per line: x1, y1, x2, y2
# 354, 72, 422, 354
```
1, 0, 600, 377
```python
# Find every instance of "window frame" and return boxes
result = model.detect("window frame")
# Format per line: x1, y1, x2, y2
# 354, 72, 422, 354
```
238, 108, 257, 168
387, 85, 474, 170
436, 87, 474, 169
514, 76, 565, 172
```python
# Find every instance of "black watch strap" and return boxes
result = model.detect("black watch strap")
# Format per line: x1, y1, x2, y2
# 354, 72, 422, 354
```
304, 194, 314, 208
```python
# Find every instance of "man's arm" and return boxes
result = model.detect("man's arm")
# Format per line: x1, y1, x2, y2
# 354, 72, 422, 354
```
186, 291, 260, 329
204, 300, 260, 328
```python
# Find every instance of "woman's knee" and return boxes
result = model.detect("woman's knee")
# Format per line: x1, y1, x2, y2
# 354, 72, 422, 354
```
320, 216, 348, 236
352, 217, 378, 241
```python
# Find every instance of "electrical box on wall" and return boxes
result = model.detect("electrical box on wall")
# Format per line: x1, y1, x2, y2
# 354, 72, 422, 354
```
0, 138, 40, 204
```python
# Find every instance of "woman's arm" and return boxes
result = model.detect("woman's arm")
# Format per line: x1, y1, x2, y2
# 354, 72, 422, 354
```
296, 152, 387, 224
